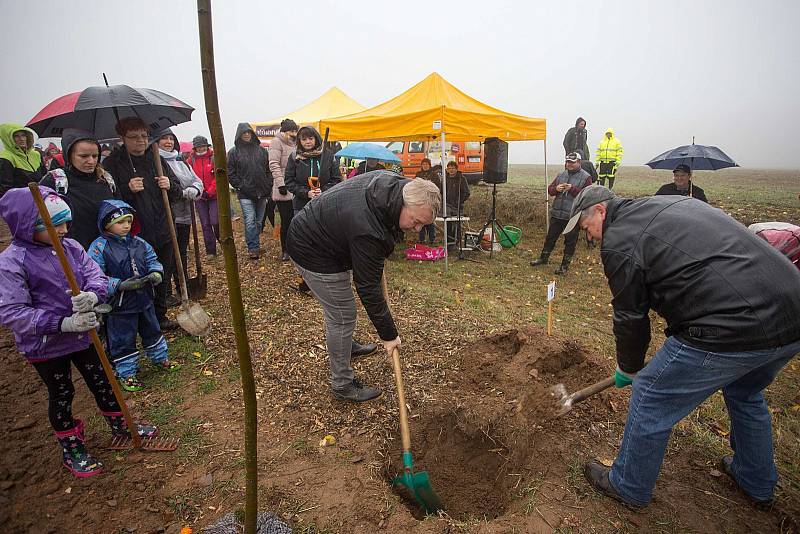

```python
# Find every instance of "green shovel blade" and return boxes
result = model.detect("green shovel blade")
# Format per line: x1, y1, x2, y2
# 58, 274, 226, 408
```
392, 451, 443, 514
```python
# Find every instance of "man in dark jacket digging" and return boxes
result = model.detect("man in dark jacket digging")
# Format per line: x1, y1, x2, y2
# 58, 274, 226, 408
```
227, 123, 272, 259
287, 172, 441, 402
566, 185, 800, 510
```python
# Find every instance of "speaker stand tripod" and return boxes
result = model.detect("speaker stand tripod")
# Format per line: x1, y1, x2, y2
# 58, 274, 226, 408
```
477, 183, 514, 259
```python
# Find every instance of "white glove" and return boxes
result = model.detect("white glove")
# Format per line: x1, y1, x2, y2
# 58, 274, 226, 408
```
183, 186, 200, 200
61, 311, 99, 333
68, 290, 98, 313
382, 336, 402, 357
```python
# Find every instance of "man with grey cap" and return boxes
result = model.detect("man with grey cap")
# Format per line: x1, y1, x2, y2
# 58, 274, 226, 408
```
530, 151, 592, 274
568, 185, 800, 510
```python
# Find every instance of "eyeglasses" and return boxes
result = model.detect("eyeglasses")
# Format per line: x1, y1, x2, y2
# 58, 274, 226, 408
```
124, 133, 149, 141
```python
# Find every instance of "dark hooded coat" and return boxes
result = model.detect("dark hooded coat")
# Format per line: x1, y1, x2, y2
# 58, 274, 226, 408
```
227, 123, 271, 200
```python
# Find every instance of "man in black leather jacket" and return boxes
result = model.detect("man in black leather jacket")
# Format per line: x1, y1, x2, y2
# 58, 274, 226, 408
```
565, 185, 800, 510
287, 172, 440, 403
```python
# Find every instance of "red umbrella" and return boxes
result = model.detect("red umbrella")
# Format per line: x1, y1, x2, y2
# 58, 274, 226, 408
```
27, 85, 194, 139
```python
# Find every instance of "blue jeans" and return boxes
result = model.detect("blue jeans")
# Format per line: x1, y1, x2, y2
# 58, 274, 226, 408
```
609, 336, 800, 506
238, 197, 267, 252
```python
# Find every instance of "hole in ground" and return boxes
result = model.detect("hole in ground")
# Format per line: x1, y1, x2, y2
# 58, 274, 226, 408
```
385, 413, 521, 521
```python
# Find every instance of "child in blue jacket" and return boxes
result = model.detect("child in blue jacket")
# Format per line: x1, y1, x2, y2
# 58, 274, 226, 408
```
89, 200, 179, 392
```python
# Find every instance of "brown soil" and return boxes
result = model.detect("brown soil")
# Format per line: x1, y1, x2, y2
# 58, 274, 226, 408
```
2, 214, 798, 533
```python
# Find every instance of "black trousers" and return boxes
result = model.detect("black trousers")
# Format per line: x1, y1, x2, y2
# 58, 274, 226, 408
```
151, 240, 174, 322
171, 223, 190, 295
540, 216, 580, 260
31, 346, 121, 432
276, 200, 294, 252
598, 161, 617, 189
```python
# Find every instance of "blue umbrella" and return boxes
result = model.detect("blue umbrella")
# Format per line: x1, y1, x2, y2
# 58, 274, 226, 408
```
645, 142, 738, 171
335, 142, 401, 163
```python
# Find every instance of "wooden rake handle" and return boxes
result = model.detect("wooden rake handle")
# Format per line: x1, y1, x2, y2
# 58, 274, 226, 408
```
28, 183, 142, 448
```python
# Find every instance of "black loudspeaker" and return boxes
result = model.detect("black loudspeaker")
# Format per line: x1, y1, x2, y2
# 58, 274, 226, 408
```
483, 137, 508, 184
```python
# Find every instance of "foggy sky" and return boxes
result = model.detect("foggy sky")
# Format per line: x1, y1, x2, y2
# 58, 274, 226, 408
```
2, 0, 799, 169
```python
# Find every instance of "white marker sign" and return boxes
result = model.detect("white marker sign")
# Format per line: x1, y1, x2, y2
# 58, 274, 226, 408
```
547, 281, 556, 302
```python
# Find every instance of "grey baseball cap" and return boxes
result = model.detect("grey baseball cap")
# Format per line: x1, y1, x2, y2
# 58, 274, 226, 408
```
562, 185, 615, 234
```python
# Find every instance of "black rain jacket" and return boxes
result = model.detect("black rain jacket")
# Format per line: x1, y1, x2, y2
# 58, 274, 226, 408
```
601, 195, 800, 373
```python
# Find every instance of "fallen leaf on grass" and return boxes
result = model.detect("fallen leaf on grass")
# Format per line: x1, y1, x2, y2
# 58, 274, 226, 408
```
599, 458, 614, 467
203, 370, 213, 376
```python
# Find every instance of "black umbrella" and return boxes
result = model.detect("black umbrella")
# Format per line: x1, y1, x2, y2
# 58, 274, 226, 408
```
645, 141, 738, 171
27, 84, 194, 139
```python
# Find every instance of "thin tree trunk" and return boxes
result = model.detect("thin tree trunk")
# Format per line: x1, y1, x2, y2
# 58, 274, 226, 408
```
197, 2, 258, 532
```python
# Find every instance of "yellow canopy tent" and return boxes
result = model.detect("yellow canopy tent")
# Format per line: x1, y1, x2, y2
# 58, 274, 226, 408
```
319, 73, 549, 269
319, 72, 546, 142
250, 87, 366, 139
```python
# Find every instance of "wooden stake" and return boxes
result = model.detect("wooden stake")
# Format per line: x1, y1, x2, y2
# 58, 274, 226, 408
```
546, 280, 555, 336
197, 2, 258, 532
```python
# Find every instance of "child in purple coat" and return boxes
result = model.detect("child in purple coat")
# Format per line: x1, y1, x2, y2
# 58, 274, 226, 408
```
0, 186, 156, 478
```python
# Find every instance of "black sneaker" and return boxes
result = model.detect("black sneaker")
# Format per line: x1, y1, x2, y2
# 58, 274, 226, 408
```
720, 456, 775, 511
584, 461, 643, 509
332, 378, 382, 403
351, 341, 378, 361
159, 318, 179, 332
530, 257, 549, 266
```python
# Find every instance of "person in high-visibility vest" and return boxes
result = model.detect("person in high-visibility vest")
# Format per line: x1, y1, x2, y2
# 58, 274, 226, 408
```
595, 128, 623, 189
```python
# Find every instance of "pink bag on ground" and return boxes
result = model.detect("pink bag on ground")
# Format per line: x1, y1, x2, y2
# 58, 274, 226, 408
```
405, 244, 446, 261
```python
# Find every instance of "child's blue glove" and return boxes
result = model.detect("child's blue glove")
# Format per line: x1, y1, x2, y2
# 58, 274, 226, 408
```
615, 367, 635, 388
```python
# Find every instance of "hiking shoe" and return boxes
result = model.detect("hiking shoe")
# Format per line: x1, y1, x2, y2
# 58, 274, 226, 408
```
159, 318, 179, 332
332, 378, 382, 403
120, 375, 144, 392
584, 461, 643, 509
248, 250, 260, 260
530, 256, 549, 266
554, 263, 570, 275
165, 294, 181, 308
720, 456, 775, 511
351, 341, 378, 361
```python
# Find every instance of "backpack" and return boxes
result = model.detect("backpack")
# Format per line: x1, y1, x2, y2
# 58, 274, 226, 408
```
749, 222, 800, 270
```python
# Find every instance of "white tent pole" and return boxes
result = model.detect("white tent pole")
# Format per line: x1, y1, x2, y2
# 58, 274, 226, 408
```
543, 138, 549, 232
441, 129, 448, 271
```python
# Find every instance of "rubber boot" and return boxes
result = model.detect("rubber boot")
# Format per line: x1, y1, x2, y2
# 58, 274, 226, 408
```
555, 256, 572, 275
55, 425, 103, 478
102, 411, 159, 439
530, 252, 550, 266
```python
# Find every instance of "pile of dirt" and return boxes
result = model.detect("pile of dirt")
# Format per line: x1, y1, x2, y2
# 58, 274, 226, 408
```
384, 327, 609, 521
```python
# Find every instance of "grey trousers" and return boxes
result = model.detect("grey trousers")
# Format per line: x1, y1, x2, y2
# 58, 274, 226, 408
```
293, 262, 356, 389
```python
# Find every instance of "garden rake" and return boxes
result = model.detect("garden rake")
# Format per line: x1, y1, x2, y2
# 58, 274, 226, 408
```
29, 184, 179, 452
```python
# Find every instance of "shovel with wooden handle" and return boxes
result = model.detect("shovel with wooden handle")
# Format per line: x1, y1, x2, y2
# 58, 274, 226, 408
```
186, 201, 208, 300
152, 145, 211, 336
28, 183, 178, 452
550, 375, 616, 417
